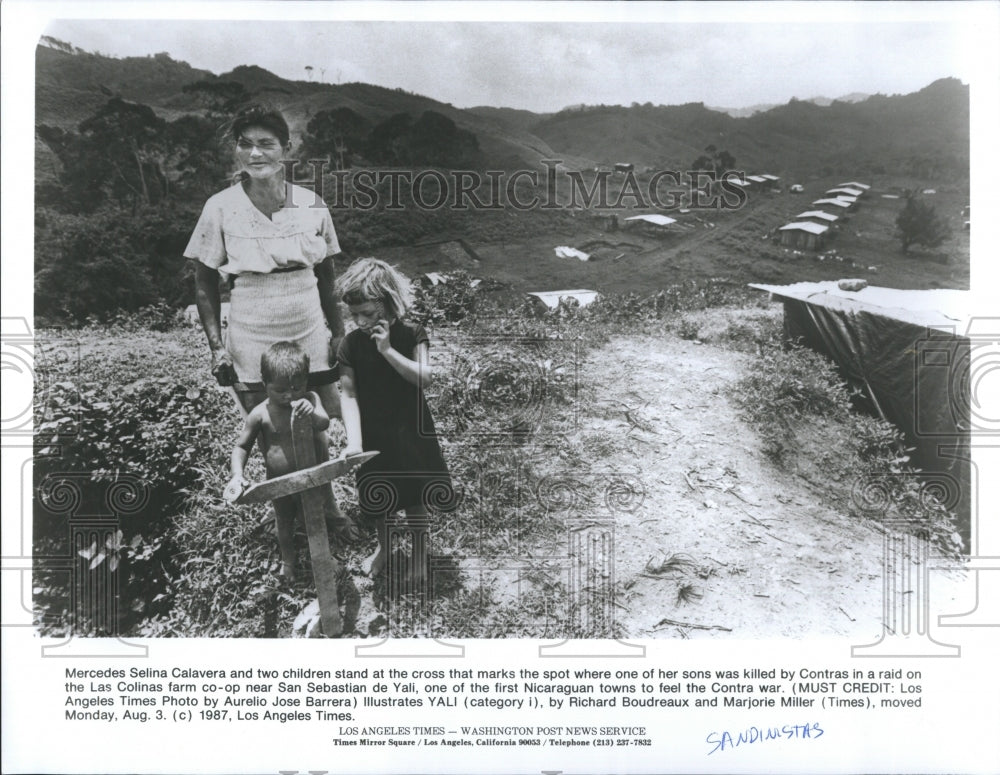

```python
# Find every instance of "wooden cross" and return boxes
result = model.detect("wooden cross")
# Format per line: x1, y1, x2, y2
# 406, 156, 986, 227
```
226, 423, 377, 637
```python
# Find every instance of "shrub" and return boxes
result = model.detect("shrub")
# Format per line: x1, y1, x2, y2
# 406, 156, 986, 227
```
34, 380, 230, 632
723, 315, 784, 353
730, 344, 962, 556
140, 458, 316, 638
411, 271, 481, 325
35, 204, 198, 324
730, 343, 853, 426
896, 196, 952, 254
677, 317, 700, 340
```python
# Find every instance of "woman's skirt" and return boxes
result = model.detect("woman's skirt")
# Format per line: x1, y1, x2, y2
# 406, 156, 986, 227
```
226, 269, 333, 386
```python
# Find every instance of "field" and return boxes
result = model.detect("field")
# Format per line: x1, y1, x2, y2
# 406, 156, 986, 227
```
32, 225, 969, 638
341, 177, 970, 298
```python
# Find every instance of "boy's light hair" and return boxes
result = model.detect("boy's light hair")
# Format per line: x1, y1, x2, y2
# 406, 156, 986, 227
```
261, 341, 309, 384
336, 257, 414, 320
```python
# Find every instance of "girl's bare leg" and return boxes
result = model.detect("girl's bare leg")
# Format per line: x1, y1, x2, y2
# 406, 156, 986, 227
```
405, 506, 430, 590
362, 515, 387, 577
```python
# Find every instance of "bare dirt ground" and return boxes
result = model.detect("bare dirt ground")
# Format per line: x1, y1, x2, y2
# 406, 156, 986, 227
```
556, 312, 968, 641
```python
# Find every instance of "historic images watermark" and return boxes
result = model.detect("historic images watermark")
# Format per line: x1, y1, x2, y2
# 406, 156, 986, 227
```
281, 159, 751, 212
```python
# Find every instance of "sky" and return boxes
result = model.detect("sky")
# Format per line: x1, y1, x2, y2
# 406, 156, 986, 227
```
37, 5, 982, 114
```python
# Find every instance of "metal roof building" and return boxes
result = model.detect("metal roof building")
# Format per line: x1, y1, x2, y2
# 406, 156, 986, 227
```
778, 221, 829, 250
826, 187, 864, 198
796, 210, 839, 222
624, 214, 677, 227
779, 221, 828, 235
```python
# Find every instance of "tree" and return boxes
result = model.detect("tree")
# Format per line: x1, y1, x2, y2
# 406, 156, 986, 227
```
181, 79, 250, 117
396, 111, 480, 167
692, 144, 736, 176
37, 99, 171, 212
303, 107, 370, 167
165, 113, 233, 197
39, 97, 239, 214
895, 196, 952, 254
365, 112, 413, 165
76, 98, 170, 210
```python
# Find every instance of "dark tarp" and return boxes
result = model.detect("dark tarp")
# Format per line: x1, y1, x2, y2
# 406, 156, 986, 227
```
751, 283, 972, 546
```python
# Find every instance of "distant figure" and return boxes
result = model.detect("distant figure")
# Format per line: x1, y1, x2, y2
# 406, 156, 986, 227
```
336, 258, 453, 579
609, 214, 619, 232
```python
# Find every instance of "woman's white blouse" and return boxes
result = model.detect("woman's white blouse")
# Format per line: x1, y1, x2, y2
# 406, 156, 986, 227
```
184, 182, 340, 276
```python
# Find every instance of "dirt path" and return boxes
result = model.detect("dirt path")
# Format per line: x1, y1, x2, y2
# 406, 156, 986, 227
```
563, 326, 965, 640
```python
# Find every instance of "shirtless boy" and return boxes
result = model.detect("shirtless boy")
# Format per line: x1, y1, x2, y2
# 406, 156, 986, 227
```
227, 341, 335, 582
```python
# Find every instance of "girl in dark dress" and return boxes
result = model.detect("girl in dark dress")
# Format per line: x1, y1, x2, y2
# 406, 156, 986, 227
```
336, 258, 451, 577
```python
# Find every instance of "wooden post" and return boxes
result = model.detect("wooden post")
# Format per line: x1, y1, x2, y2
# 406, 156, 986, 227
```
291, 415, 343, 637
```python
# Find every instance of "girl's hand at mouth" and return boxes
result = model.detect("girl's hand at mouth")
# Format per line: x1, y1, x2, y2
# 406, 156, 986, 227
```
370, 319, 391, 354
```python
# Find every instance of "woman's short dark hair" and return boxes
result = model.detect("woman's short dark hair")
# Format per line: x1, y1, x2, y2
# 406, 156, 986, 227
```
228, 102, 290, 147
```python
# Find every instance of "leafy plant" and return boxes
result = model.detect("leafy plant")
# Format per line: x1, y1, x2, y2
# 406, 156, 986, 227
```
895, 195, 953, 254
729, 343, 962, 556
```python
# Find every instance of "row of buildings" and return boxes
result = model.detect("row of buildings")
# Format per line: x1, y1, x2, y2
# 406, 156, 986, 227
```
726, 172, 781, 193
776, 182, 870, 250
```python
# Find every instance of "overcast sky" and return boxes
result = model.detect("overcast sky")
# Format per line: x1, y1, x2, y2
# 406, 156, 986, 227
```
41, 8, 980, 114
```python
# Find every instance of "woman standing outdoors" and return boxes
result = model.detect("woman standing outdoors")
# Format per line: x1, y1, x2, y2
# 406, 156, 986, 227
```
185, 103, 344, 419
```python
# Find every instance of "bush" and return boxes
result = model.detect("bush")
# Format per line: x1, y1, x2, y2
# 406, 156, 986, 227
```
896, 196, 952, 254
411, 271, 481, 325
34, 379, 230, 632
677, 317, 700, 340
36, 380, 224, 495
730, 343, 853, 426
35, 204, 198, 324
730, 344, 962, 556
140, 459, 315, 638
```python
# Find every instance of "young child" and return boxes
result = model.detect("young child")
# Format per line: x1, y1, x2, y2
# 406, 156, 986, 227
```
228, 341, 344, 582
336, 258, 452, 579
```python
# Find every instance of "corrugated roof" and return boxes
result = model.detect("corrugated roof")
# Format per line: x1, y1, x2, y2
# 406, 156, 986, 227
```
796, 211, 839, 221
839, 181, 870, 189
624, 214, 677, 226
746, 175, 767, 183
812, 198, 852, 208
779, 221, 829, 235
748, 281, 979, 329
826, 187, 864, 197
760, 174, 780, 180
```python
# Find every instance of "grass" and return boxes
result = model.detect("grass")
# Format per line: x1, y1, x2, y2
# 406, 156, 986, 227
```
32, 261, 965, 638
727, 341, 964, 558
33, 283, 704, 638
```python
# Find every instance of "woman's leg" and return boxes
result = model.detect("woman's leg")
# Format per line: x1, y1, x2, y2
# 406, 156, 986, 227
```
235, 387, 265, 417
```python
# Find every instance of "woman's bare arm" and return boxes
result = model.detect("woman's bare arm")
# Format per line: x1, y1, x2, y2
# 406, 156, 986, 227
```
194, 262, 235, 384
315, 255, 344, 338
